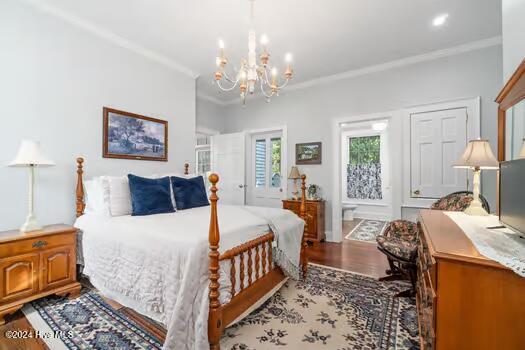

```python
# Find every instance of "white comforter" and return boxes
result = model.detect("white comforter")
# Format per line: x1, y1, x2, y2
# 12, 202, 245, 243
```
74, 204, 304, 350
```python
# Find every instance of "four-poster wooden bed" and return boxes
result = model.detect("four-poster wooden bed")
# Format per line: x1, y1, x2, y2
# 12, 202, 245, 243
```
75, 158, 309, 350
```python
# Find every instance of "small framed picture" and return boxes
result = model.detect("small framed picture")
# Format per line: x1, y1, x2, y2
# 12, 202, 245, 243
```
103, 107, 168, 161
296, 142, 322, 165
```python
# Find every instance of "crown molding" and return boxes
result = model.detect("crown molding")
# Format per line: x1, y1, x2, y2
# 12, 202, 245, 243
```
203, 36, 502, 106
21, 0, 199, 79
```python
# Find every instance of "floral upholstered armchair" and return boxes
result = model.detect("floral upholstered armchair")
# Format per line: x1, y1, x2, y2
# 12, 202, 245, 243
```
376, 191, 490, 297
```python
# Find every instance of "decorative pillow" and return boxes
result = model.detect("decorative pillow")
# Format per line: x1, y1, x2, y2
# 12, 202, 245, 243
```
170, 176, 209, 210
107, 176, 133, 216
84, 176, 110, 215
128, 175, 175, 216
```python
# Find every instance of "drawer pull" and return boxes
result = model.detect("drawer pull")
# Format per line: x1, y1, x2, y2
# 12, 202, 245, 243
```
32, 240, 48, 249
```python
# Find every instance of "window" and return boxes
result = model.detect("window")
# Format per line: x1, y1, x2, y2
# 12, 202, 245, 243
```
254, 135, 282, 190
255, 139, 266, 187
271, 137, 281, 188
196, 147, 210, 175
349, 136, 380, 164
195, 132, 212, 184
347, 134, 382, 200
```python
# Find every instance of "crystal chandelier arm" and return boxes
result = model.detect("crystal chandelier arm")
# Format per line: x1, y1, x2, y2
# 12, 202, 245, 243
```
259, 79, 274, 98
216, 79, 239, 92
275, 78, 290, 89
222, 69, 239, 84
262, 67, 272, 86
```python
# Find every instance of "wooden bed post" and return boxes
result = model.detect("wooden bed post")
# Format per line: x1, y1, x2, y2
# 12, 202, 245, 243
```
208, 173, 223, 350
184, 162, 190, 175
76, 157, 85, 217
299, 174, 308, 279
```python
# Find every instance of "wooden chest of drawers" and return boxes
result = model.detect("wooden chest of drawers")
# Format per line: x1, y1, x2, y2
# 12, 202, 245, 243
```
416, 210, 525, 350
0, 225, 81, 324
282, 199, 325, 242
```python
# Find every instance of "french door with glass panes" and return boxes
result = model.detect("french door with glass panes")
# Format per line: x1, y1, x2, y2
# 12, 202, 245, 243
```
248, 131, 283, 207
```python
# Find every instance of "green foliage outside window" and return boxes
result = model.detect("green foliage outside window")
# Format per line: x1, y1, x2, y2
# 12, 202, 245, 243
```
349, 136, 380, 165
271, 138, 281, 174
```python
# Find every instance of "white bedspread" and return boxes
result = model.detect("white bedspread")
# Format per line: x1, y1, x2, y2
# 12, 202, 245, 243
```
74, 204, 304, 350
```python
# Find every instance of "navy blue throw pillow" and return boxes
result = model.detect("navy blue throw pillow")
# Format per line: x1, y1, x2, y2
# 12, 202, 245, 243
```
128, 174, 175, 216
170, 176, 209, 210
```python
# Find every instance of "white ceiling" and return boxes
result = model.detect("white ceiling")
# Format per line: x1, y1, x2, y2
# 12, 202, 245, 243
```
35, 0, 502, 103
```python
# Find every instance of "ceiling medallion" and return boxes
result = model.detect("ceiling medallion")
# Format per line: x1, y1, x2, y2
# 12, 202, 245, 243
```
214, 0, 294, 104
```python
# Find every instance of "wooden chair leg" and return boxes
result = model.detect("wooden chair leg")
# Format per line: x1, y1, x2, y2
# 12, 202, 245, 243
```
385, 257, 396, 275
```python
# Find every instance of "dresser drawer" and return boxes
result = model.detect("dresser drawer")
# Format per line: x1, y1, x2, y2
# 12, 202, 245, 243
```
0, 233, 75, 259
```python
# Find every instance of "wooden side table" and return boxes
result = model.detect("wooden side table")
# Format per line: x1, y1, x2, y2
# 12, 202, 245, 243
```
0, 225, 81, 324
282, 199, 326, 242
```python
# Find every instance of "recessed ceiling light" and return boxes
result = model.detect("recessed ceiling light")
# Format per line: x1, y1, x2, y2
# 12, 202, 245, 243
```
433, 13, 449, 27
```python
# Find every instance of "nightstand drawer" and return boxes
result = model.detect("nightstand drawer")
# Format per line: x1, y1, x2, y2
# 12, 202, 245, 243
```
0, 233, 75, 259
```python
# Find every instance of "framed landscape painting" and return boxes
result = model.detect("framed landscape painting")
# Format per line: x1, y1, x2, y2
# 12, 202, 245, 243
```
296, 142, 322, 164
103, 107, 168, 161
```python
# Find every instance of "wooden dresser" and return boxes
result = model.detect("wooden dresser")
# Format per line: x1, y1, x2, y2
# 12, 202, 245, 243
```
282, 199, 325, 242
417, 210, 525, 350
0, 225, 81, 324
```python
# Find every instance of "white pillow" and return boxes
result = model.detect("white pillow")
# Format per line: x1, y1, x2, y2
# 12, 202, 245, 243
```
107, 176, 132, 216
84, 177, 110, 215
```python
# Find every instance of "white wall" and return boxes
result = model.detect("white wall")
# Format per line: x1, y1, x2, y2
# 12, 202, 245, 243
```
502, 0, 525, 80
221, 45, 503, 240
0, 1, 196, 230
197, 97, 227, 134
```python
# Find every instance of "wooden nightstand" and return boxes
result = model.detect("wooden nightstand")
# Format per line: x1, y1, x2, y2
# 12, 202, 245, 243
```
282, 199, 325, 242
0, 225, 81, 324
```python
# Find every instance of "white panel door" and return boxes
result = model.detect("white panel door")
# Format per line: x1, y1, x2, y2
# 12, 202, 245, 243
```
410, 108, 467, 199
247, 131, 284, 207
210, 132, 245, 205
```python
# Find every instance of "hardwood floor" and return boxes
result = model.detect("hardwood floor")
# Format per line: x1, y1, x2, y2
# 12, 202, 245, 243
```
308, 219, 389, 278
0, 219, 388, 349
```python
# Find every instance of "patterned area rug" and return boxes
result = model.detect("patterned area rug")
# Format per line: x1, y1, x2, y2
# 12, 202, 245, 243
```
23, 290, 163, 350
23, 264, 418, 350
345, 219, 387, 243
222, 264, 419, 349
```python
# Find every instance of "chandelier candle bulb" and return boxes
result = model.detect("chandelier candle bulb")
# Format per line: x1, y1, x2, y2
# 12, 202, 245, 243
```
260, 34, 268, 51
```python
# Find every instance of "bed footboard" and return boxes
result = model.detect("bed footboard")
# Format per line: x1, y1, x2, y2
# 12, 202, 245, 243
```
207, 174, 309, 350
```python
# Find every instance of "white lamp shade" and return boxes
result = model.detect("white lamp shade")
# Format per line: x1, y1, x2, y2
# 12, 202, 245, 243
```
453, 139, 499, 169
519, 139, 525, 159
8, 140, 55, 167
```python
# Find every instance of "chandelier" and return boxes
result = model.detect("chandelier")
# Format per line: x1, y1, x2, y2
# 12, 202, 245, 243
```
214, 0, 294, 104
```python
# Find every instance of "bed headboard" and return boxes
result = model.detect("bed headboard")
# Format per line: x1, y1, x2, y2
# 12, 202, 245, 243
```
75, 158, 192, 217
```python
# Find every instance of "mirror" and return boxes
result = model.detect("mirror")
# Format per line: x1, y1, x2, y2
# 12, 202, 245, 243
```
505, 99, 525, 160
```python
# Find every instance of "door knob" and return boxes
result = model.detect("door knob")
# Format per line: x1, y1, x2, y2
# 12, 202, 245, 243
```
413, 189, 421, 195
238, 184, 245, 188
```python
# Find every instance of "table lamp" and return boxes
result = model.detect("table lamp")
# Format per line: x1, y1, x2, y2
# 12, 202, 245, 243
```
453, 139, 498, 216
8, 140, 55, 232
288, 166, 301, 199
519, 138, 525, 159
